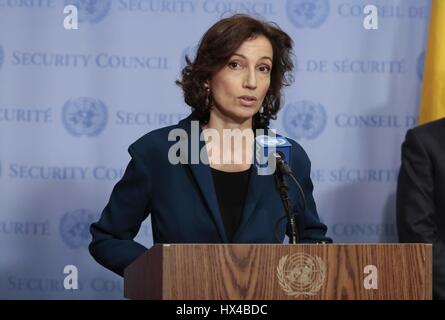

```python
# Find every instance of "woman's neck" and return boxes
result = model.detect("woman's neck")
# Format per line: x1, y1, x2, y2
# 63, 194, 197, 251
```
203, 109, 253, 132
201, 110, 254, 172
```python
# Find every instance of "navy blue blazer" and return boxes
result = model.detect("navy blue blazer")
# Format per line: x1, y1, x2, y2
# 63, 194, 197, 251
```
89, 114, 331, 276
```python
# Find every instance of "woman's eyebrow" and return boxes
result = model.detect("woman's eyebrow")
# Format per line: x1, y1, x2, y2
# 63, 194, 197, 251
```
231, 53, 273, 62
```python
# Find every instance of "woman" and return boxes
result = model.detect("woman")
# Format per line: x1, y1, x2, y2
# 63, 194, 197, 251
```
89, 14, 331, 277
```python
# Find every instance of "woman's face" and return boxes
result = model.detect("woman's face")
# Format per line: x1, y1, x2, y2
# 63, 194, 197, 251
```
207, 35, 273, 124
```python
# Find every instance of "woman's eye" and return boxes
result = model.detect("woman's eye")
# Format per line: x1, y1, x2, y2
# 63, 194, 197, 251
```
228, 62, 270, 72
228, 61, 241, 69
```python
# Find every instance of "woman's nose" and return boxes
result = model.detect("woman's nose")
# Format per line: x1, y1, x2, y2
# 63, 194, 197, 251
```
243, 69, 257, 89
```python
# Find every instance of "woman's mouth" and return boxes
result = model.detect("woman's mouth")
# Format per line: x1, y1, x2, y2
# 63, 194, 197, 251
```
238, 96, 257, 106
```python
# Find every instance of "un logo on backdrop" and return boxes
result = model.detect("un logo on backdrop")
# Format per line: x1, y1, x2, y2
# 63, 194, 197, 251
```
64, 0, 112, 23
286, 0, 329, 29
417, 51, 425, 81
60, 209, 98, 249
62, 97, 108, 137
283, 101, 327, 139
0, 45, 4, 68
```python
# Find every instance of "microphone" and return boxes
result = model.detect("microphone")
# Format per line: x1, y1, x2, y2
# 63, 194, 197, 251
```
255, 135, 305, 244
273, 152, 302, 244
273, 151, 292, 175
255, 135, 292, 176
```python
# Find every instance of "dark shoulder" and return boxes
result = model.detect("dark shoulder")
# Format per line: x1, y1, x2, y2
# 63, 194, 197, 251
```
129, 123, 179, 157
402, 118, 445, 160
408, 118, 445, 142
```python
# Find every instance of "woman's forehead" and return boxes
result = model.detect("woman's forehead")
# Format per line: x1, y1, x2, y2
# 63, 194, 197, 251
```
232, 36, 273, 60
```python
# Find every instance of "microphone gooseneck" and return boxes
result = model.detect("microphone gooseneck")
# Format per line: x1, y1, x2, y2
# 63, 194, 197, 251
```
254, 135, 307, 243
273, 153, 299, 244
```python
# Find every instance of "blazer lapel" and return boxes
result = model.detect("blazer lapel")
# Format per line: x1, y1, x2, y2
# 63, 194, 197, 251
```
188, 162, 228, 243
177, 114, 272, 243
233, 162, 271, 241
178, 115, 229, 243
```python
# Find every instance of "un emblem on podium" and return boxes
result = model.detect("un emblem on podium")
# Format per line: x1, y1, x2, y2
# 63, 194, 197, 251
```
277, 253, 326, 297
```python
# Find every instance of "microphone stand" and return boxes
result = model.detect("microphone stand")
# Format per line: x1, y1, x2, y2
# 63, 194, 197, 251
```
274, 156, 299, 244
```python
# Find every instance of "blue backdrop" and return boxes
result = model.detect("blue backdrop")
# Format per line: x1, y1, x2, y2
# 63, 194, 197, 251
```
0, 0, 431, 299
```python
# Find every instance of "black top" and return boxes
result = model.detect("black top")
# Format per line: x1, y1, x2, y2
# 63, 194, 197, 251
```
211, 166, 251, 242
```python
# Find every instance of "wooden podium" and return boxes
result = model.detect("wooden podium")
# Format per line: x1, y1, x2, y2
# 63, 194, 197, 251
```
124, 244, 432, 300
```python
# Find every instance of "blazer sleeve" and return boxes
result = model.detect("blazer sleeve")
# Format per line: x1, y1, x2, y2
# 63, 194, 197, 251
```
396, 129, 445, 299
290, 141, 332, 243
89, 144, 153, 277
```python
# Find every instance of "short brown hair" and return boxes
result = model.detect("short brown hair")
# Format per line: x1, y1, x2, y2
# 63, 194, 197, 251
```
176, 14, 294, 129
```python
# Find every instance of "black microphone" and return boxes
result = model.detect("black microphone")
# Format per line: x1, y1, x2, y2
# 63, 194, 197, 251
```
272, 152, 299, 244
254, 135, 291, 176
254, 135, 307, 243
272, 152, 307, 216
274, 151, 292, 175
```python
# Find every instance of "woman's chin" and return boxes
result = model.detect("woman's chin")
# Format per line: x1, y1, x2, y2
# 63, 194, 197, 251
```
212, 105, 260, 125
229, 110, 258, 124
